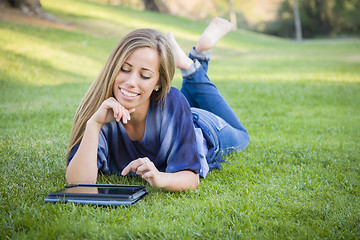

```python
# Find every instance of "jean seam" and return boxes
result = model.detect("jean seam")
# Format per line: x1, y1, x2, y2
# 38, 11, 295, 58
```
206, 114, 227, 131
217, 140, 249, 157
196, 108, 227, 132
196, 112, 220, 153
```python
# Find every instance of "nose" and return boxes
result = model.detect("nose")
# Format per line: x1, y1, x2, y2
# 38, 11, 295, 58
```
126, 72, 137, 88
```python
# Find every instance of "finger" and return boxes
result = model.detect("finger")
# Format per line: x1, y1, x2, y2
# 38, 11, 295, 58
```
136, 163, 151, 175
115, 104, 126, 123
114, 107, 121, 122
121, 158, 146, 176
124, 108, 136, 122
122, 108, 130, 124
120, 108, 130, 123
134, 158, 152, 175
104, 99, 120, 122
126, 108, 132, 121
141, 171, 154, 180
107, 98, 122, 122
128, 108, 136, 114
121, 162, 138, 176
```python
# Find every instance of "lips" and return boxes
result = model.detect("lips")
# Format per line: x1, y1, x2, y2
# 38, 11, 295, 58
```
120, 88, 139, 98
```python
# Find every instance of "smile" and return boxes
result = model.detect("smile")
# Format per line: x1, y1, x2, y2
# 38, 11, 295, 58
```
120, 88, 139, 98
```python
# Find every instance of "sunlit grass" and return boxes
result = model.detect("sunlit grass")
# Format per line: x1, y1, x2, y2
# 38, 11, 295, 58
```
0, 26, 104, 86
1, 0, 359, 239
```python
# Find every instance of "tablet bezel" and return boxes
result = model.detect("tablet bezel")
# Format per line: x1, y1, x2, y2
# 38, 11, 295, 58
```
44, 184, 148, 206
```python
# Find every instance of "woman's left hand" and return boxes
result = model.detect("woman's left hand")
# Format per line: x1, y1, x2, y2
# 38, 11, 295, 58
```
121, 158, 164, 188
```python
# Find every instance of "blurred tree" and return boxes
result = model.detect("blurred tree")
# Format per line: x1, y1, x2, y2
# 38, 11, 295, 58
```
142, 0, 169, 13
212, 0, 281, 31
142, 0, 160, 11
265, 0, 360, 38
228, 0, 237, 29
0, 0, 57, 21
293, 0, 302, 41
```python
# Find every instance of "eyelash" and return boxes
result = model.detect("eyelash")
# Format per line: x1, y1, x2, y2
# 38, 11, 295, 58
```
120, 68, 151, 80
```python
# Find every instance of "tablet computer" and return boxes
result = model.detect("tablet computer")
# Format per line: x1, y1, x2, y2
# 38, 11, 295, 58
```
44, 184, 148, 207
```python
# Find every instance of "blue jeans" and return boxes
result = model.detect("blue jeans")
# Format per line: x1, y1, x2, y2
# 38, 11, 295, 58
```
181, 48, 249, 170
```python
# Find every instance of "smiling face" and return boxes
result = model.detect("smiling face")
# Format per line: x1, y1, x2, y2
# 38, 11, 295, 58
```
113, 47, 160, 112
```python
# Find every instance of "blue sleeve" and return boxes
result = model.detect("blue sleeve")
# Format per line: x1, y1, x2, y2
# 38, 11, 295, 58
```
67, 130, 111, 174
159, 88, 202, 174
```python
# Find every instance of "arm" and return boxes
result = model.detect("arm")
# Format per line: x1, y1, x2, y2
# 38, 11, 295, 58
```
121, 158, 200, 191
156, 171, 199, 191
66, 97, 134, 184
65, 119, 102, 184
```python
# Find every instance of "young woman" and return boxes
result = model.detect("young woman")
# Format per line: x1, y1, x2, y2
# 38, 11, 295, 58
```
66, 18, 249, 191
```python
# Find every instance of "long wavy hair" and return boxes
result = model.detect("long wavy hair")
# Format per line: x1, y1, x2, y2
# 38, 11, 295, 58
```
66, 29, 175, 161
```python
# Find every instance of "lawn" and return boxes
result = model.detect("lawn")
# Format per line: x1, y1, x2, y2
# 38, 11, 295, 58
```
1, 0, 359, 239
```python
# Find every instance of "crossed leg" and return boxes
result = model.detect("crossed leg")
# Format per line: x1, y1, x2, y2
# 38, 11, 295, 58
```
166, 18, 245, 130
166, 17, 233, 70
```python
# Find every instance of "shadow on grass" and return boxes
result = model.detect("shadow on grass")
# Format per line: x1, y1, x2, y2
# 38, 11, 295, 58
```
0, 21, 115, 62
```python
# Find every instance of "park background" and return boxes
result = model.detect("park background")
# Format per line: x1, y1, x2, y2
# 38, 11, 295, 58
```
1, 0, 359, 238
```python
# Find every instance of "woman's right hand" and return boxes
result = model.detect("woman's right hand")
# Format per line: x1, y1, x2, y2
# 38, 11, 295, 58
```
89, 97, 135, 126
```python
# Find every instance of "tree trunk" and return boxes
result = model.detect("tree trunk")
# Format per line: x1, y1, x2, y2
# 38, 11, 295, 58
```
0, 0, 57, 21
142, 0, 160, 12
228, 0, 237, 30
293, 0, 302, 41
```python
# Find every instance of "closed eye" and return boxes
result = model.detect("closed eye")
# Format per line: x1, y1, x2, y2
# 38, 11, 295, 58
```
141, 75, 151, 80
120, 68, 130, 73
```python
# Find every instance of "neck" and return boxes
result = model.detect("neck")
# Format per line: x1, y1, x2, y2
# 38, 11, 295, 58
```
128, 99, 150, 125
122, 100, 150, 142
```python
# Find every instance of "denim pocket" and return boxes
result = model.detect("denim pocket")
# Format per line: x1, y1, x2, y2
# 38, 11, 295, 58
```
209, 114, 227, 131
191, 108, 227, 132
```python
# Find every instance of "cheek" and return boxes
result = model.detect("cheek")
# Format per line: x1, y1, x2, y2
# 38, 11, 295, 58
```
153, 75, 161, 88
112, 84, 116, 96
144, 78, 160, 91
112, 78, 121, 97
113, 73, 123, 88
114, 73, 121, 84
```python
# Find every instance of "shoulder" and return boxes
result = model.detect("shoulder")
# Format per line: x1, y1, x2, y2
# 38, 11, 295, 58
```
149, 87, 191, 119
167, 87, 184, 98
165, 87, 190, 110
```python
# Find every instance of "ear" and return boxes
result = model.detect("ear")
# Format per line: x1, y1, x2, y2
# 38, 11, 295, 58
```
154, 84, 161, 91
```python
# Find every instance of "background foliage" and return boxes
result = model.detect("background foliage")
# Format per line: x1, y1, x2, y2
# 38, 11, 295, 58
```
86, 0, 360, 38
265, 0, 360, 38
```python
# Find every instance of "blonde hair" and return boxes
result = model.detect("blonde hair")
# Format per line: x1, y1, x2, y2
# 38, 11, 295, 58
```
66, 29, 175, 161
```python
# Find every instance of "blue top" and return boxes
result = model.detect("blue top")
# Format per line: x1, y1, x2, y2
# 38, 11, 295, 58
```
68, 87, 209, 178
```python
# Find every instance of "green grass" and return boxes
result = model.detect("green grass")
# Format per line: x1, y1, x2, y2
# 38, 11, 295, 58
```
1, 0, 359, 239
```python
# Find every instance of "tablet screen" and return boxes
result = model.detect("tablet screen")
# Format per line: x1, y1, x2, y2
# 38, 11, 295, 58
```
50, 184, 146, 199
45, 184, 148, 206
60, 186, 139, 195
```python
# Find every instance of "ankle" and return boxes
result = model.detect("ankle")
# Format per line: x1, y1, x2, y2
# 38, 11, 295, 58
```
195, 17, 233, 52
195, 39, 214, 52
178, 58, 194, 71
190, 47, 211, 60
180, 59, 201, 78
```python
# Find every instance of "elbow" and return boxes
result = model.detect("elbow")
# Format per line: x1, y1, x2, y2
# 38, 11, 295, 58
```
66, 177, 97, 185
188, 173, 200, 190
65, 169, 97, 185
194, 174, 200, 189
